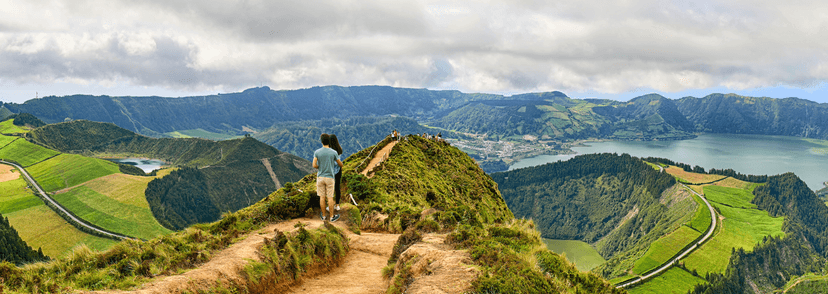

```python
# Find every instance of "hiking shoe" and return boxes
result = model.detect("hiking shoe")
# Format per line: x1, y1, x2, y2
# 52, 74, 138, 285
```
331, 214, 340, 222
320, 212, 325, 221
335, 205, 340, 211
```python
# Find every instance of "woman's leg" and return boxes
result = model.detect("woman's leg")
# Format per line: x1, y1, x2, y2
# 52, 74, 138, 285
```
334, 170, 342, 208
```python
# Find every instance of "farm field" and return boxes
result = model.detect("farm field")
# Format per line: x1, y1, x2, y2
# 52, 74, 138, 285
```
0, 134, 16, 147
665, 166, 726, 184
631, 174, 783, 292
0, 171, 118, 257
53, 185, 171, 240
543, 239, 606, 271
0, 119, 29, 134
27, 154, 120, 192
0, 137, 60, 167
632, 225, 701, 274
628, 267, 706, 294
684, 179, 784, 275
164, 128, 241, 140
703, 185, 756, 209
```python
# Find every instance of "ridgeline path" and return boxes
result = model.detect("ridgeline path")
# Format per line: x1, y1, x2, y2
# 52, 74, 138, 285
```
360, 140, 397, 178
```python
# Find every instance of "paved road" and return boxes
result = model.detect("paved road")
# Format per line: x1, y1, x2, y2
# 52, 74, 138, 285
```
616, 182, 717, 289
1, 160, 132, 240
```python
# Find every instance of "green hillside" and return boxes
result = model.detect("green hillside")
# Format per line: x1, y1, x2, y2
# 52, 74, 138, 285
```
0, 134, 622, 293
27, 120, 315, 230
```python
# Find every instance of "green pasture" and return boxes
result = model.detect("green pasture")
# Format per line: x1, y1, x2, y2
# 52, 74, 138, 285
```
27, 154, 120, 192
0, 138, 60, 167
703, 185, 756, 209
54, 186, 171, 240
632, 226, 701, 274
683, 202, 784, 276
687, 194, 711, 232
0, 134, 16, 147
164, 128, 241, 141
628, 268, 706, 294
543, 239, 606, 271
1, 172, 118, 257
0, 176, 42, 214
0, 119, 29, 134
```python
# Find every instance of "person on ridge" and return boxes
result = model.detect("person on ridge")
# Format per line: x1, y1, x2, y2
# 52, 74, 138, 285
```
313, 133, 343, 222
329, 134, 344, 217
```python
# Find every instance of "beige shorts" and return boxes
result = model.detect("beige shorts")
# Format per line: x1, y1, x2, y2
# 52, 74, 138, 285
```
316, 177, 335, 199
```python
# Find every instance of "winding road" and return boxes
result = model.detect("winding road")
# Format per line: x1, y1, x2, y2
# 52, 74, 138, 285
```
1, 159, 132, 240
615, 182, 718, 289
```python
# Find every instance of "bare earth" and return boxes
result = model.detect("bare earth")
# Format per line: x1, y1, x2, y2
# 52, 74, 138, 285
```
360, 141, 397, 178
0, 164, 19, 182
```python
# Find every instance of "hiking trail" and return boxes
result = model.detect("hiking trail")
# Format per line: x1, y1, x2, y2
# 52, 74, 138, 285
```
86, 137, 476, 294
360, 140, 396, 178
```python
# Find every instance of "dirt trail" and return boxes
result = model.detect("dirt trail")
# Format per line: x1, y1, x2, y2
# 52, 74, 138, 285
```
360, 141, 397, 178
87, 217, 399, 294
288, 232, 399, 294
88, 218, 328, 294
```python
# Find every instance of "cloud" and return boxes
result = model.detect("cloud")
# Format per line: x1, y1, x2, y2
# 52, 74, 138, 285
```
1, 0, 828, 103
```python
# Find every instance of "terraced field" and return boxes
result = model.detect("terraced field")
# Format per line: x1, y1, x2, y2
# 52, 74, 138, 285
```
0, 137, 60, 167
27, 154, 120, 192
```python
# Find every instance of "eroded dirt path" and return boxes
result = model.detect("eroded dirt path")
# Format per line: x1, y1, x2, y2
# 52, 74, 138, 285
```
287, 232, 399, 294
360, 140, 397, 178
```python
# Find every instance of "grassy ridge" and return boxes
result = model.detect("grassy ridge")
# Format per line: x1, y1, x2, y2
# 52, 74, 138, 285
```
54, 185, 171, 240
0, 138, 60, 167
27, 154, 120, 192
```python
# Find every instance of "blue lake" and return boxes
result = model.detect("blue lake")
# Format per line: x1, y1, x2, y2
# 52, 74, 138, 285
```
509, 133, 828, 190
108, 158, 166, 173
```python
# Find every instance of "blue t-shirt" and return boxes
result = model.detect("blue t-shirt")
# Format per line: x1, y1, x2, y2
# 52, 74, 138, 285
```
314, 147, 338, 179
332, 154, 341, 175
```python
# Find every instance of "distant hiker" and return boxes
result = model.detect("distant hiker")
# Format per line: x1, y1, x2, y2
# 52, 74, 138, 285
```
437, 132, 443, 142
391, 130, 396, 140
313, 133, 343, 222
330, 134, 344, 218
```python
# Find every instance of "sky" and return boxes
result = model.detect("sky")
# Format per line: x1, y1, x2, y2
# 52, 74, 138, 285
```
2, 0, 828, 104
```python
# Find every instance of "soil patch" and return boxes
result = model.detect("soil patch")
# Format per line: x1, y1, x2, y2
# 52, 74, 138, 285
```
0, 164, 19, 182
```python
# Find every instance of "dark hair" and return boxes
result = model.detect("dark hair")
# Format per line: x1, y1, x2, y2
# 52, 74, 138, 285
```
320, 133, 331, 146
330, 134, 343, 155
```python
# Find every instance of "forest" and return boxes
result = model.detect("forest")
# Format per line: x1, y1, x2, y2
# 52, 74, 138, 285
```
491, 153, 677, 267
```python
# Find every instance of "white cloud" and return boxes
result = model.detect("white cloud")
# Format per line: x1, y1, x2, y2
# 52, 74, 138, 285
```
2, 0, 828, 103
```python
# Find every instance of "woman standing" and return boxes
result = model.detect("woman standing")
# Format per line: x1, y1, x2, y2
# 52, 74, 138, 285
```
329, 134, 344, 218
